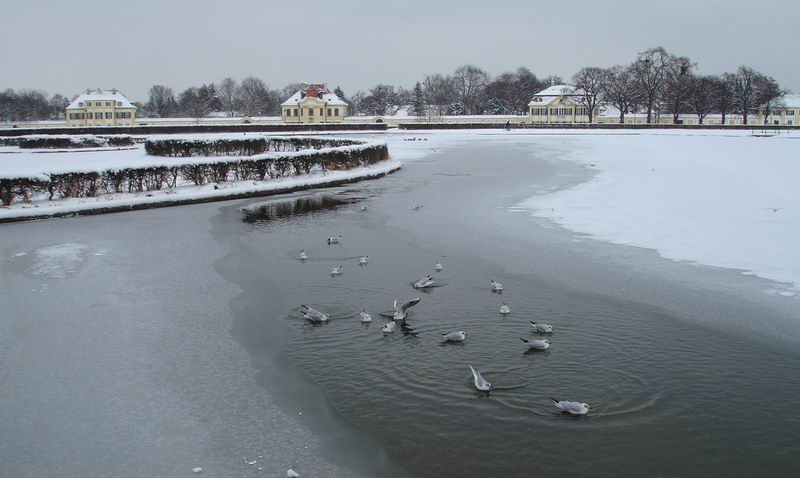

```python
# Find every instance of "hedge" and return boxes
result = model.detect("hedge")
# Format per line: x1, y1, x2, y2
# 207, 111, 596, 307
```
144, 137, 361, 157
0, 139, 389, 206
15, 135, 135, 149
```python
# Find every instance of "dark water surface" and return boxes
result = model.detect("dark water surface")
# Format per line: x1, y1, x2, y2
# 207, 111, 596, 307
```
215, 143, 800, 477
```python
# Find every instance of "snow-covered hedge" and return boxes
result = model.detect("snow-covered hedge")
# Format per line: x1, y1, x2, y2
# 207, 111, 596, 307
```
16, 135, 135, 149
0, 140, 388, 206
144, 137, 361, 157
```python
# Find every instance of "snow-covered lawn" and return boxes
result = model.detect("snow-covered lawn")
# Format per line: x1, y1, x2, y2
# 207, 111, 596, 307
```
522, 132, 800, 290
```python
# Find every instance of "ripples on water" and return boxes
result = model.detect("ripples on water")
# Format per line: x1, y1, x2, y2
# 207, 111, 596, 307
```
239, 191, 800, 477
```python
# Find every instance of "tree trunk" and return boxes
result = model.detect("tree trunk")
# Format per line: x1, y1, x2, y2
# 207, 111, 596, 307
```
721, 112, 727, 125
619, 111, 624, 124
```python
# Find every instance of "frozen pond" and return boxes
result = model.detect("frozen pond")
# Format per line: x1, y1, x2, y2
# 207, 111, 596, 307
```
2, 137, 800, 477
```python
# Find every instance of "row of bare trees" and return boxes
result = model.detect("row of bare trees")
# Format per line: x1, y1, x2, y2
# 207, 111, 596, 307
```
571, 47, 784, 124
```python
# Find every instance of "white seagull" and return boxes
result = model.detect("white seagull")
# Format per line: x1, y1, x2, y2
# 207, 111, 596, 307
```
499, 303, 511, 315
434, 259, 443, 271
530, 321, 553, 333
326, 235, 341, 244
298, 250, 308, 260
359, 256, 369, 265
301, 305, 330, 323
550, 398, 591, 416
330, 265, 343, 275
441, 330, 467, 342
287, 469, 300, 478
382, 321, 397, 334
360, 309, 372, 323
413, 274, 435, 289
360, 205, 368, 211
393, 297, 422, 321
520, 337, 550, 350
491, 280, 504, 292
469, 365, 492, 391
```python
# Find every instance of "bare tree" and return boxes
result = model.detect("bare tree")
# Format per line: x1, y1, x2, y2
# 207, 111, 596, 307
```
218, 78, 241, 117
239, 77, 275, 117
756, 75, 784, 125
422, 74, 455, 118
631, 47, 673, 123
145, 85, 178, 118
572, 67, 607, 123
178, 87, 213, 119
714, 76, 735, 125
602, 65, 639, 124
728, 66, 761, 125
662, 56, 696, 124
689, 75, 718, 124
453, 64, 489, 115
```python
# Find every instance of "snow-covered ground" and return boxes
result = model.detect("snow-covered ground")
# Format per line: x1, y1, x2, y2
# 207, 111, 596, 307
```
519, 131, 800, 291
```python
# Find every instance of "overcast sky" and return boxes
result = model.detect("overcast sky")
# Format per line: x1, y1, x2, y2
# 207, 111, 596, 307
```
2, 0, 798, 101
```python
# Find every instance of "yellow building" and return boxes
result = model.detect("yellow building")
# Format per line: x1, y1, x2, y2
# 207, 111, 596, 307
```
760, 94, 799, 126
528, 84, 596, 124
66, 89, 137, 127
281, 83, 347, 124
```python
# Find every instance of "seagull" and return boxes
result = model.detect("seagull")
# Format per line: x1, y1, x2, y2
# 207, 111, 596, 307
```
550, 398, 591, 416
298, 250, 308, 260
469, 365, 492, 391
360, 309, 372, 323
441, 330, 467, 342
491, 280, 504, 292
499, 303, 511, 315
326, 235, 342, 244
360, 205, 368, 211
287, 470, 300, 478
330, 265, 343, 275
382, 321, 397, 334
530, 321, 553, 333
434, 259, 443, 271
393, 297, 421, 321
359, 256, 369, 265
412, 205, 423, 210
413, 274, 435, 289
520, 337, 550, 350
301, 305, 330, 323
763, 207, 786, 213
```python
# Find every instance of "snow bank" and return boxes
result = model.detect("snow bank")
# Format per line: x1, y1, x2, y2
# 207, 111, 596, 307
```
522, 133, 800, 289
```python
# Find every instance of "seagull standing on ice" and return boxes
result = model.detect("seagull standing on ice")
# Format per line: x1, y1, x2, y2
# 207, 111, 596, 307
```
491, 280, 504, 292
441, 330, 467, 343
413, 274, 435, 289
550, 398, 591, 416
360, 309, 372, 323
298, 250, 308, 260
520, 337, 550, 350
499, 303, 510, 315
301, 305, 330, 323
469, 365, 492, 391
393, 297, 421, 321
434, 259, 443, 271
359, 256, 369, 265
530, 321, 553, 333
326, 235, 341, 244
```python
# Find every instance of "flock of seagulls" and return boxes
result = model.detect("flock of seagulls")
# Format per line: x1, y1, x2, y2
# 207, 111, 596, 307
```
293, 213, 590, 418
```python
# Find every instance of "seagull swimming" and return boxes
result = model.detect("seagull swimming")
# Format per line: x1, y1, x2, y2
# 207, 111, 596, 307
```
360, 309, 372, 323
491, 280, 504, 292
330, 265, 343, 275
413, 274, 435, 289
326, 235, 342, 244
301, 305, 330, 323
298, 250, 308, 260
393, 297, 422, 321
530, 321, 553, 333
441, 330, 467, 342
434, 259, 443, 271
499, 303, 511, 315
550, 398, 591, 416
359, 256, 369, 265
382, 321, 397, 334
520, 337, 550, 350
469, 365, 492, 391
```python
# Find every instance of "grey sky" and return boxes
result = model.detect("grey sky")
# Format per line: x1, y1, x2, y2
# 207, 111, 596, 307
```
2, 0, 798, 101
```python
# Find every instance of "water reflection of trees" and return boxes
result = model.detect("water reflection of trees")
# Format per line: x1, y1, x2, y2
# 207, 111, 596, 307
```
242, 196, 353, 223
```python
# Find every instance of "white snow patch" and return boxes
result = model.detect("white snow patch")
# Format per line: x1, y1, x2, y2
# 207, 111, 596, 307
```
30, 243, 90, 278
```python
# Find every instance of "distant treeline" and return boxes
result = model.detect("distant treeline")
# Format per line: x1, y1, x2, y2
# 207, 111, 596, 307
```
0, 46, 789, 125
